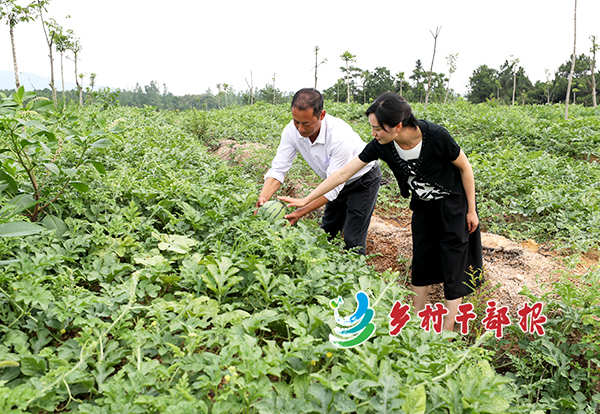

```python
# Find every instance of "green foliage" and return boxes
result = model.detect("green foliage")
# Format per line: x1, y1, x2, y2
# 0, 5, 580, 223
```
0, 103, 528, 413
1, 101, 599, 412
0, 87, 122, 224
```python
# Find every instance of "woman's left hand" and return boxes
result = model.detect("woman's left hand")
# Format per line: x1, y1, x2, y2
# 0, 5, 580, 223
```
466, 211, 479, 234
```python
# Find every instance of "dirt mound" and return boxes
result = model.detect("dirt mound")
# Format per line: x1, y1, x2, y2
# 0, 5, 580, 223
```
213, 139, 270, 167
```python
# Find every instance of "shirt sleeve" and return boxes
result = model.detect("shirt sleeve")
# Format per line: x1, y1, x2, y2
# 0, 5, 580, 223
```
264, 124, 297, 183
434, 125, 461, 162
358, 139, 381, 163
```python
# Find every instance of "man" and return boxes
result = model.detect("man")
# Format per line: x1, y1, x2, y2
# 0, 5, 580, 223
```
256, 88, 381, 255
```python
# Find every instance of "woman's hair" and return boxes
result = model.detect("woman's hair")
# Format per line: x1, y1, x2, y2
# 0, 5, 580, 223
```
291, 88, 324, 118
365, 92, 418, 131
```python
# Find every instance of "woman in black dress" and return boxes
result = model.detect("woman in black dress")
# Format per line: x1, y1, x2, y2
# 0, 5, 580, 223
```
279, 92, 483, 331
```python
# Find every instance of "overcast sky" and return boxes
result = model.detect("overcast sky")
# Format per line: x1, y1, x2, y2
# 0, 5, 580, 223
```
1, 0, 598, 97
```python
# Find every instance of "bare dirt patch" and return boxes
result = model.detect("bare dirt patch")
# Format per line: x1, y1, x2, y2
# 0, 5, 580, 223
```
213, 139, 270, 168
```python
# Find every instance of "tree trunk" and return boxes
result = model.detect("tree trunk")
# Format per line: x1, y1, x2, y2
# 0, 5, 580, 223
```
10, 24, 20, 90
314, 51, 318, 89
346, 63, 350, 104
565, 0, 577, 119
74, 55, 82, 106
512, 71, 516, 105
39, 7, 57, 106
61, 51, 65, 108
49, 48, 56, 105
424, 27, 441, 109
591, 58, 597, 108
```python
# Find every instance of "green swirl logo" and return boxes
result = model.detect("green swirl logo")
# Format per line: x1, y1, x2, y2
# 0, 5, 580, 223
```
329, 291, 376, 348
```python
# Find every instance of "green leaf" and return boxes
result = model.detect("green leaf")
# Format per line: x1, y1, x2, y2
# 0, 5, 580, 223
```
0, 361, 19, 368
43, 162, 60, 176
62, 168, 78, 178
95, 118, 107, 129
31, 98, 53, 112
9, 194, 37, 211
0, 222, 45, 237
89, 161, 106, 174
91, 138, 112, 148
0, 259, 19, 265
24, 120, 47, 131
42, 214, 68, 236
19, 356, 46, 377
402, 384, 426, 414
0, 170, 18, 195
70, 181, 90, 192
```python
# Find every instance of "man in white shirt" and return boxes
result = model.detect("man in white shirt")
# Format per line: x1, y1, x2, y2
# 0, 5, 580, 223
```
256, 88, 381, 255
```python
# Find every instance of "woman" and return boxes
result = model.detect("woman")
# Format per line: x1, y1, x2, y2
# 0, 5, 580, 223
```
279, 92, 483, 332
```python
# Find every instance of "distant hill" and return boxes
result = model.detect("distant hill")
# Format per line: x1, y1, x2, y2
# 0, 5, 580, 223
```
0, 70, 77, 91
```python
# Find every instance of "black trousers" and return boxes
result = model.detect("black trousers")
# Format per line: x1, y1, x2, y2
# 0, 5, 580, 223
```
410, 192, 483, 300
320, 164, 381, 255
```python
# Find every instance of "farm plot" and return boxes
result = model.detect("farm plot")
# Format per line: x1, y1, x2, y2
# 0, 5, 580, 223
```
0, 98, 598, 413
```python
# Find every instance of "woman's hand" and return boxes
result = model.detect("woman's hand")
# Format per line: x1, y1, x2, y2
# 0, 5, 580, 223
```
466, 210, 479, 234
278, 196, 308, 208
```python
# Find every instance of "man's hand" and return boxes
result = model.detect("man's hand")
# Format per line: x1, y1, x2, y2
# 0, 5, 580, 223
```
254, 196, 268, 214
284, 209, 305, 226
256, 178, 282, 214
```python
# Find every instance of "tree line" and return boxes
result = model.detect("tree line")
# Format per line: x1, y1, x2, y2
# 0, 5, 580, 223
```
1, 0, 86, 107
1, 2, 597, 110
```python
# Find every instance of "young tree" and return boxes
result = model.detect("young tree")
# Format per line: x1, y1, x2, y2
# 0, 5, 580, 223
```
272, 73, 276, 105
424, 26, 441, 109
444, 52, 458, 103
409, 60, 427, 103
565, 0, 577, 119
313, 45, 327, 90
340, 50, 356, 103
543, 69, 557, 104
69, 36, 83, 105
0, 0, 39, 89
245, 70, 254, 105
509, 55, 520, 105
216, 83, 223, 109
54, 21, 73, 108
395, 71, 407, 97
38, 3, 61, 106
588, 35, 598, 107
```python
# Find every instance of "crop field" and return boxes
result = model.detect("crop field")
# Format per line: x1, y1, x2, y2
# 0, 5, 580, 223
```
1, 91, 599, 413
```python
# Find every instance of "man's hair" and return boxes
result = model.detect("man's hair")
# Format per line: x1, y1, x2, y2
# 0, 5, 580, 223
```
291, 88, 324, 118
365, 92, 418, 131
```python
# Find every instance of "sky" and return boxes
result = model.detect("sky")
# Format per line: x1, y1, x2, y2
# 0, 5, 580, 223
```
1, 0, 598, 97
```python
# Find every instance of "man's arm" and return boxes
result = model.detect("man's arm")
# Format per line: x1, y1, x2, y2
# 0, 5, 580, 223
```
256, 177, 282, 209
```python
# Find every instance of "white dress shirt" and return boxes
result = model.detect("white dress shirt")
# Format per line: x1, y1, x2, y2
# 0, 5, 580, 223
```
264, 114, 376, 201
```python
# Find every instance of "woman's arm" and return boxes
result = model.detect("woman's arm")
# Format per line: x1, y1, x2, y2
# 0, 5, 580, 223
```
451, 150, 479, 234
278, 156, 368, 207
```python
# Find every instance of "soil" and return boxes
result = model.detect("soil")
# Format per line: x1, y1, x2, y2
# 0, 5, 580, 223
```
213, 140, 599, 317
